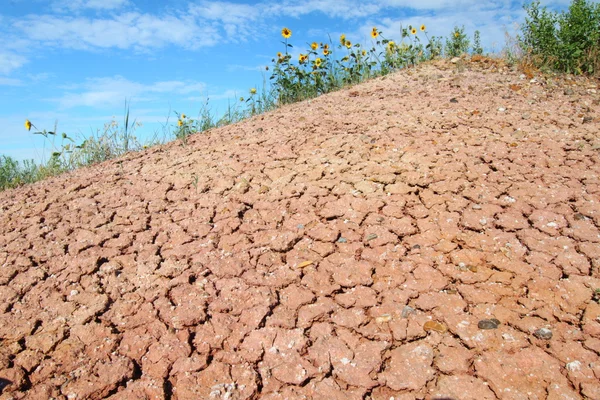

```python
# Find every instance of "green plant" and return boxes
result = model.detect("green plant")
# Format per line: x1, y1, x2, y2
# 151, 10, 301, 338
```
519, 0, 600, 74
445, 26, 471, 58
472, 30, 484, 55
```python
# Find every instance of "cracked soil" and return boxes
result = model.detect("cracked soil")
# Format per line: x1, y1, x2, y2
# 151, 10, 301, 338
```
1, 58, 600, 399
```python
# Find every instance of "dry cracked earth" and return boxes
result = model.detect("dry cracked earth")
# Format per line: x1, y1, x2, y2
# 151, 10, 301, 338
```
1, 58, 600, 400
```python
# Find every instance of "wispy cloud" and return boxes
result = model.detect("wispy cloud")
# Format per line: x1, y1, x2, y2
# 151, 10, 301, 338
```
0, 51, 28, 75
12, 12, 221, 52
0, 77, 22, 86
49, 76, 208, 108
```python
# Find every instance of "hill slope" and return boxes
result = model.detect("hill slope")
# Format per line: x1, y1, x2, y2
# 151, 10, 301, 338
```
1, 59, 600, 399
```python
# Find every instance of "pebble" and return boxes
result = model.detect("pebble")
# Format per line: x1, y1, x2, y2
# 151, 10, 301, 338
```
564, 87, 575, 95
423, 321, 447, 333
498, 107, 506, 112
450, 97, 459, 103
478, 319, 500, 330
365, 233, 378, 241
297, 224, 304, 229
401, 306, 416, 319
375, 314, 392, 323
533, 327, 553, 340
337, 237, 347, 243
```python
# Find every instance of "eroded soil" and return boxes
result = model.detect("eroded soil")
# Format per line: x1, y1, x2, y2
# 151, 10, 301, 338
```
1, 59, 599, 399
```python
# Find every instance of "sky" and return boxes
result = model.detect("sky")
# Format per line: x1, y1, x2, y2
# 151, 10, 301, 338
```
0, 0, 587, 162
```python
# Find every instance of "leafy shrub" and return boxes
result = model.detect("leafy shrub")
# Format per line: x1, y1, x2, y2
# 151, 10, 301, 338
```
519, 0, 600, 74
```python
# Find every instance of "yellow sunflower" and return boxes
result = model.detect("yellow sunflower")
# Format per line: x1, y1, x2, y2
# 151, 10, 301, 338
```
311, 42, 318, 50
362, 49, 367, 56
411, 27, 417, 35
420, 24, 426, 31
371, 28, 378, 39
387, 41, 396, 53
323, 43, 329, 50
323, 48, 330, 56
250, 88, 257, 95
277, 51, 282, 58
340, 34, 346, 44
454, 31, 460, 38
299, 53, 308, 63
314, 57, 322, 67
345, 40, 352, 49
25, 119, 32, 131
282, 27, 292, 39
177, 120, 183, 127
181, 113, 186, 119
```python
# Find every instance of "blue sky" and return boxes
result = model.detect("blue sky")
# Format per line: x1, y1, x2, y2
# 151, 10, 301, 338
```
0, 0, 585, 162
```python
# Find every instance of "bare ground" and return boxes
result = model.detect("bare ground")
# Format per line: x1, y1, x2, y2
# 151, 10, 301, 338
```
1, 58, 599, 399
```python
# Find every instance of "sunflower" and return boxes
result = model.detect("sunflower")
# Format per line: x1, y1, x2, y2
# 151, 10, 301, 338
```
310, 42, 318, 50
345, 40, 352, 49
250, 88, 257, 95
282, 27, 292, 39
25, 119, 32, 131
323, 43, 329, 50
454, 31, 460, 38
314, 57, 322, 67
420, 24, 426, 31
371, 27, 378, 39
181, 113, 186, 119
177, 120, 183, 127
299, 53, 308, 63
411, 27, 417, 35
340, 34, 346, 44
277, 51, 282, 58
323, 48, 330, 56
362, 49, 367, 56
387, 41, 396, 53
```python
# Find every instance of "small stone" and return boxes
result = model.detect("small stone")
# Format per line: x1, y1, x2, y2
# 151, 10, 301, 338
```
375, 314, 392, 323
450, 97, 459, 103
365, 233, 378, 241
498, 107, 506, 112
423, 321, 447, 334
401, 306, 416, 319
412, 244, 421, 250
566, 360, 582, 372
478, 319, 500, 330
533, 328, 553, 340
564, 88, 575, 95
472, 204, 482, 210
297, 260, 314, 269
582, 116, 593, 124
574, 213, 586, 221
450, 57, 460, 64
337, 237, 347, 243
259, 185, 270, 194
297, 224, 305, 229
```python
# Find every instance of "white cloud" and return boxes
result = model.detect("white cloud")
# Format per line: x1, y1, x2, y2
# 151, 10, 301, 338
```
0, 51, 28, 75
49, 76, 208, 108
12, 12, 221, 51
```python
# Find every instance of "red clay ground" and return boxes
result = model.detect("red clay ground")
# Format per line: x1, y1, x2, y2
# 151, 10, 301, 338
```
1, 58, 599, 400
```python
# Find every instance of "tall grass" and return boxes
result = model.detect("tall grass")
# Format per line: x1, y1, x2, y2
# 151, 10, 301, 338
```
2, 0, 598, 191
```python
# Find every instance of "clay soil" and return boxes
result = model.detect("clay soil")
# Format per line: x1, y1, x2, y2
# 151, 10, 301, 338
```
1, 59, 599, 399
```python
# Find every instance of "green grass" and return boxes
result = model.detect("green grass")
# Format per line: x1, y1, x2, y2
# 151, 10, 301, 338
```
2, 0, 599, 192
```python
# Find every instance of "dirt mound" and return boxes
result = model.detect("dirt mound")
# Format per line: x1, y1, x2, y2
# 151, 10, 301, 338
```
1, 59, 599, 399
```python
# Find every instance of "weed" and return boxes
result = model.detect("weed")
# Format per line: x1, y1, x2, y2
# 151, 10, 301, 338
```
445, 26, 471, 58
